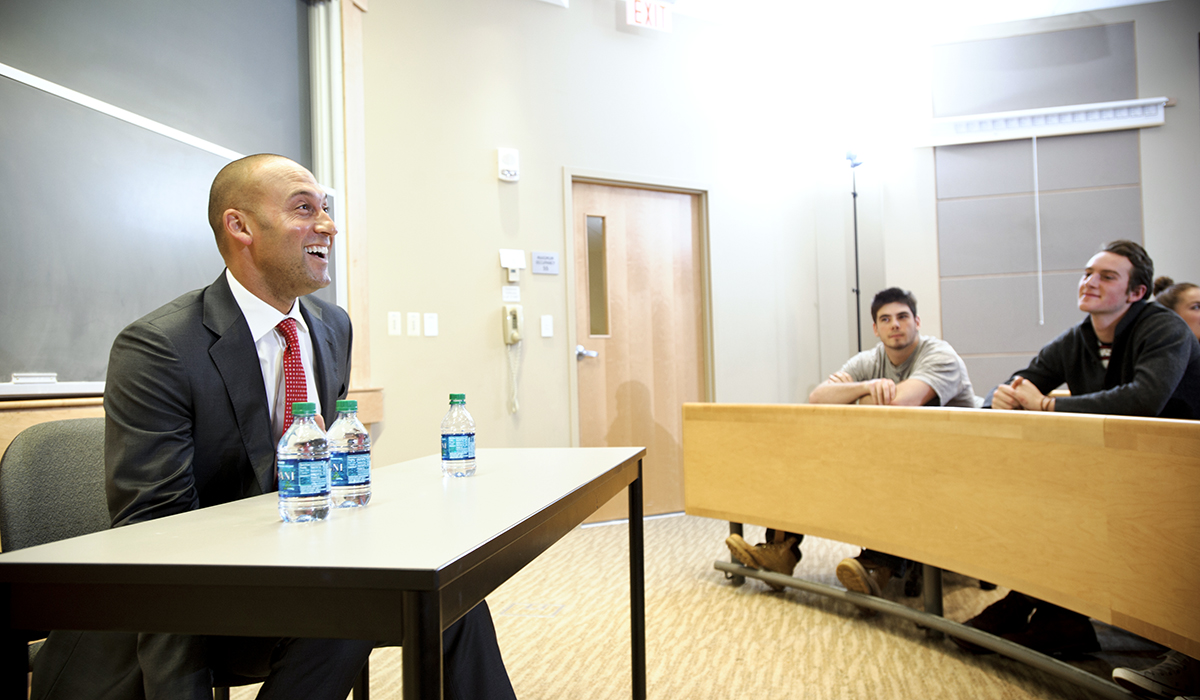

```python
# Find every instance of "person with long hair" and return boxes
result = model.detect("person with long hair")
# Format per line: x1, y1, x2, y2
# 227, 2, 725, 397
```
1153, 275, 1200, 341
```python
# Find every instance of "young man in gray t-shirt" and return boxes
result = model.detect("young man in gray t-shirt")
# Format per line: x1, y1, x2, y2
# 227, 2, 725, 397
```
726, 288, 978, 597
810, 291, 977, 409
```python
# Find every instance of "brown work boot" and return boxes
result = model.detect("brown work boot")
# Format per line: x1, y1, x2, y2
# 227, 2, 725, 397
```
836, 555, 892, 597
753, 538, 800, 577
724, 533, 763, 569
724, 533, 800, 591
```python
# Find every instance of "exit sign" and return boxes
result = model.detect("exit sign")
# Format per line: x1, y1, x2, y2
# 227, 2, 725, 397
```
626, 0, 672, 32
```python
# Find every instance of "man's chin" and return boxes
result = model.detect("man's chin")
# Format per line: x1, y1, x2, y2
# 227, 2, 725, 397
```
296, 277, 331, 298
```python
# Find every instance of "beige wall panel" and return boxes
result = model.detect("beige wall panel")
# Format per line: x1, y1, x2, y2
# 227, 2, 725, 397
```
935, 140, 1033, 199
1038, 187, 1143, 269
1037, 130, 1141, 191
937, 195, 1036, 276
941, 272, 1082, 355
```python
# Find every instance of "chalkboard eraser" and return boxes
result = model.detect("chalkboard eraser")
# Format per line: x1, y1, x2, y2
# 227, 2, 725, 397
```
11, 372, 58, 384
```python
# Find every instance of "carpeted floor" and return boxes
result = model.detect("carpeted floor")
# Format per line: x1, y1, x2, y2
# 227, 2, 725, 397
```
231, 514, 1165, 699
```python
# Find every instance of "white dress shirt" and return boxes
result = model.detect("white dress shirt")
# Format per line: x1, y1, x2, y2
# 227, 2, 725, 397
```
225, 269, 320, 441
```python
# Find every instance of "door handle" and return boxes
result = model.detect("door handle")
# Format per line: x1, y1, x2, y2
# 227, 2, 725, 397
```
575, 344, 598, 359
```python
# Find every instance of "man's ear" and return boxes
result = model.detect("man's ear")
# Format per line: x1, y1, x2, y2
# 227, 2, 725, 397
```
872, 322, 880, 339
1130, 285, 1148, 303
914, 314, 921, 329
223, 209, 254, 247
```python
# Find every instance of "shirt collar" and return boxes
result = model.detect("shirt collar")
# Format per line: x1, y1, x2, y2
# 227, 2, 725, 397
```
225, 269, 308, 342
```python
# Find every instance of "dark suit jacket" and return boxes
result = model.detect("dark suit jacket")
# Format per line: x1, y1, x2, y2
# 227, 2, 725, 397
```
104, 270, 352, 526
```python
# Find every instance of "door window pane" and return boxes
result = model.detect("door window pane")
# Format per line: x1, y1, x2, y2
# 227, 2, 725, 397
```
586, 215, 609, 336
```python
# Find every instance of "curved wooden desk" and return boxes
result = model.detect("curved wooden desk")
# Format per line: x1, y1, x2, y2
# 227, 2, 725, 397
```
682, 403, 1200, 659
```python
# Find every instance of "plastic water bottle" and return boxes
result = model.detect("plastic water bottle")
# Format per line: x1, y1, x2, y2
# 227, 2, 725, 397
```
440, 393, 476, 477
328, 399, 371, 508
277, 402, 331, 522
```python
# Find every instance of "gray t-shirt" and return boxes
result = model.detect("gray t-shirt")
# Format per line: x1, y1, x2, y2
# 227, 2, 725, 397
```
840, 335, 978, 408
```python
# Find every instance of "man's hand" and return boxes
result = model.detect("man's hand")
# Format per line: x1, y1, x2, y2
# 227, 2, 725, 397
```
860, 378, 898, 405
827, 371, 854, 384
993, 376, 1052, 411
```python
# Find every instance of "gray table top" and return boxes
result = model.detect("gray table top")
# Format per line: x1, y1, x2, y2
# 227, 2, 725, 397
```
0, 446, 645, 592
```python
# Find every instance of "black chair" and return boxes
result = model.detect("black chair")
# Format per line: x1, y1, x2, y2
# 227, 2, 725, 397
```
0, 418, 373, 699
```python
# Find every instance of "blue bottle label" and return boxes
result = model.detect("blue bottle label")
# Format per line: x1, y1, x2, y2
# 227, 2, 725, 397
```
441, 433, 475, 461
332, 450, 371, 486
278, 457, 330, 497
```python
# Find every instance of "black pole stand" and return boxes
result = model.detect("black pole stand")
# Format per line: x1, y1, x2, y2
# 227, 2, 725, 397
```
849, 153, 863, 352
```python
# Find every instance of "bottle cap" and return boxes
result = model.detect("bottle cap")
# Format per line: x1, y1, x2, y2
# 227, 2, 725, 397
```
449, 393, 466, 403
292, 402, 316, 416
336, 399, 357, 412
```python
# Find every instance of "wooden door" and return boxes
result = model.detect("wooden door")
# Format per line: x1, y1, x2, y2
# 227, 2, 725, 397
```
572, 181, 706, 522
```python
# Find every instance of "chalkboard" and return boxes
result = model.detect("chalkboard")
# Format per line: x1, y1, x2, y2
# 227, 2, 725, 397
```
0, 0, 319, 395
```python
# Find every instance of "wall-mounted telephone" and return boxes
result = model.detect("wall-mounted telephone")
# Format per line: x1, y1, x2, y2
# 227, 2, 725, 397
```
503, 304, 523, 345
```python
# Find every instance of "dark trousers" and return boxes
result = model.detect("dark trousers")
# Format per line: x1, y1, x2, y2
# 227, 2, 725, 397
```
31, 601, 516, 700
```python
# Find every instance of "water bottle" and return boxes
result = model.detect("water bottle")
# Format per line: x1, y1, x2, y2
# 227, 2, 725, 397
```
328, 399, 371, 508
277, 402, 331, 522
440, 393, 476, 477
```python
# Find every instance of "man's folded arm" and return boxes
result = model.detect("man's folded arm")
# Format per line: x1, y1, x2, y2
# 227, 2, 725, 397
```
808, 379, 869, 404
885, 378, 937, 406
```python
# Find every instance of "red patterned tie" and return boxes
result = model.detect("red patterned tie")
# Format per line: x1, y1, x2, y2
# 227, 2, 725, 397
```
276, 318, 307, 431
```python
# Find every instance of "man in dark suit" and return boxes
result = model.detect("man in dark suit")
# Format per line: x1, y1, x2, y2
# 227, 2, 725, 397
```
32, 155, 516, 699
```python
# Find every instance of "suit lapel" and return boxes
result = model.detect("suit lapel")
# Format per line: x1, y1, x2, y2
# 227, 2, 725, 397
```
204, 273, 277, 496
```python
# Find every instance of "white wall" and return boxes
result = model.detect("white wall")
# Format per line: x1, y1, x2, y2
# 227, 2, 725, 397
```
359, 0, 1198, 464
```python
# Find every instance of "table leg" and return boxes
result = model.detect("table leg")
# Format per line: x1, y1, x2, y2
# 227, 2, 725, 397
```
922, 564, 944, 640
629, 459, 646, 700
727, 522, 745, 586
1, 633, 22, 700
354, 657, 369, 700
0, 584, 24, 700
402, 591, 443, 700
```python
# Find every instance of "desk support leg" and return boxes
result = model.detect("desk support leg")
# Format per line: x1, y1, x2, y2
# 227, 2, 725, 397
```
0, 584, 24, 700
402, 591, 443, 700
629, 459, 646, 700
1, 634, 22, 700
727, 522, 745, 586
922, 564, 944, 640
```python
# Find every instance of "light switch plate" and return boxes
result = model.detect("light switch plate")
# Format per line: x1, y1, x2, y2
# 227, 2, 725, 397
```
407, 312, 421, 336
423, 313, 438, 337
541, 315, 553, 338
387, 311, 403, 336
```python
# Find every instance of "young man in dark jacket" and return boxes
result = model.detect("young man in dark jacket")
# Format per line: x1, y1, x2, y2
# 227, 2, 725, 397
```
962, 241, 1200, 695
